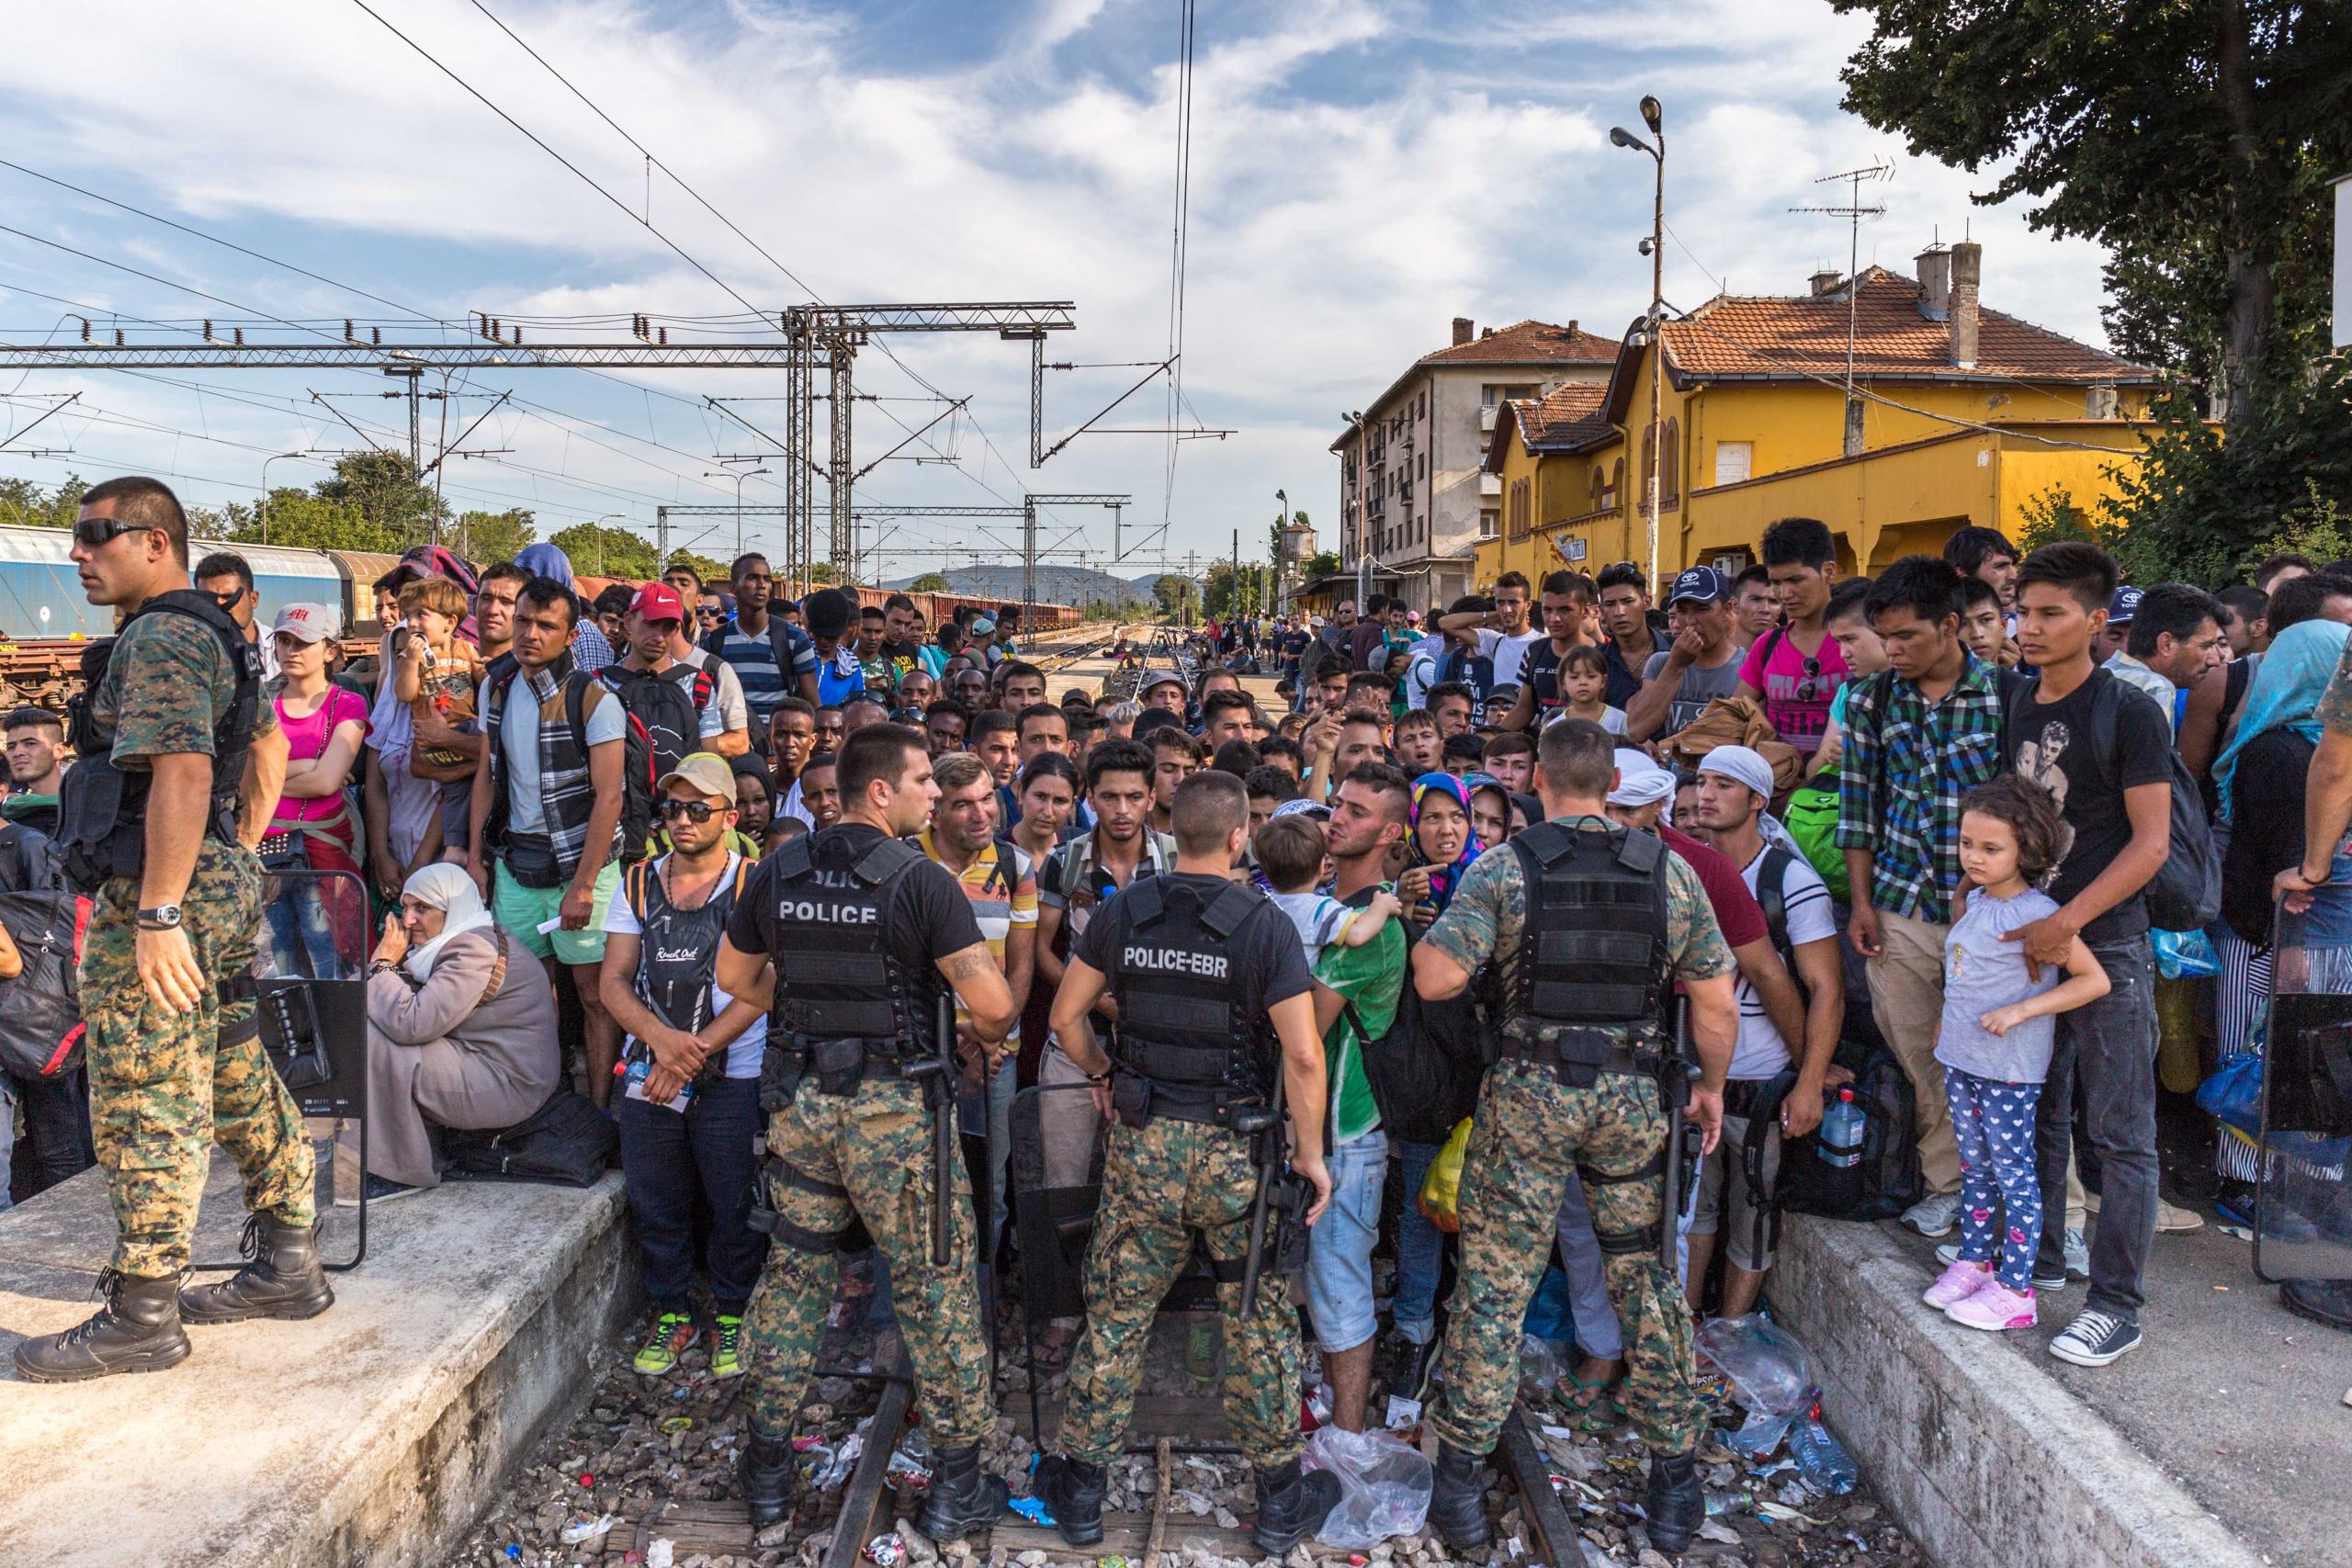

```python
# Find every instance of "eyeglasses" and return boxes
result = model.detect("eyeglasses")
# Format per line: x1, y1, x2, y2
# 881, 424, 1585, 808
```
72, 516, 157, 549
1795, 656, 1824, 704
659, 799, 724, 823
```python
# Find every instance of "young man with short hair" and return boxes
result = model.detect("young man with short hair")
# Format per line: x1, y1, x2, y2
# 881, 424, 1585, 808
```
1737, 517, 1847, 755
469, 575, 628, 1107
1482, 729, 1534, 795
1148, 728, 1207, 835
473, 560, 527, 665
3, 705, 69, 836
1000, 661, 1049, 712
2006, 542, 2175, 1368
1943, 525, 2019, 613
1391, 709, 1442, 774
1016, 702, 1071, 765
1424, 682, 1476, 738
1958, 577, 2012, 669
925, 699, 971, 757
1202, 688, 1256, 752
1498, 571, 1598, 731
1837, 556, 2008, 1238
705, 555, 819, 753
2106, 582, 2227, 735
1731, 564, 1779, 648
1439, 572, 1544, 689
1624, 568, 1744, 744
1596, 561, 1665, 710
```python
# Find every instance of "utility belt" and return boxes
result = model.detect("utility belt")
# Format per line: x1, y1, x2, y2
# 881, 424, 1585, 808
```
758, 1032, 927, 1113
1107, 1070, 1267, 1131
1497, 1026, 1663, 1090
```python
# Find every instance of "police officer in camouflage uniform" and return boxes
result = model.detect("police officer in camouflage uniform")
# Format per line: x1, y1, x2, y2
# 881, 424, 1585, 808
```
716, 722, 1016, 1540
16, 477, 326, 1384
1030, 770, 1340, 1557
1412, 719, 1737, 1555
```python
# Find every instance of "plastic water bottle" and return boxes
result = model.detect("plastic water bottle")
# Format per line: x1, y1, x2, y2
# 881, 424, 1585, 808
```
1789, 1404, 1859, 1495
1817, 1088, 1864, 1168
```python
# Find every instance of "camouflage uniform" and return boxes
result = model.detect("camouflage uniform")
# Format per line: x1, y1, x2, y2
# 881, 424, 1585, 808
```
741, 1075, 996, 1446
1419, 816, 1734, 1458
82, 610, 311, 1279
1056, 1114, 1304, 1469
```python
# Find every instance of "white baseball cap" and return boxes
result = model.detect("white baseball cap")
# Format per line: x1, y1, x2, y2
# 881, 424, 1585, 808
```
272, 603, 342, 643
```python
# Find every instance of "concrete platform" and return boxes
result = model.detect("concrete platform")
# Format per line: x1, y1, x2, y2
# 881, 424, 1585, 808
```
0, 1150, 635, 1568
1774, 1212, 2348, 1568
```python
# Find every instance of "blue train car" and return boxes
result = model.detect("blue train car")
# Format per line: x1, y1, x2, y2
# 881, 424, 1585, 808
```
0, 525, 349, 640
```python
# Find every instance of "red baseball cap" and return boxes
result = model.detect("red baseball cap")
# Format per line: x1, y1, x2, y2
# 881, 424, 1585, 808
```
629, 582, 684, 623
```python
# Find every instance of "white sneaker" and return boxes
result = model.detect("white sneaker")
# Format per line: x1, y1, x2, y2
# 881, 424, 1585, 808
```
1902, 1191, 1962, 1237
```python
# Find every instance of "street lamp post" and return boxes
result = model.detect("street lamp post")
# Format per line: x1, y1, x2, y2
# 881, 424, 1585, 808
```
1274, 487, 1288, 612
705, 468, 771, 561
590, 512, 628, 576
1612, 96, 1667, 598
259, 449, 306, 545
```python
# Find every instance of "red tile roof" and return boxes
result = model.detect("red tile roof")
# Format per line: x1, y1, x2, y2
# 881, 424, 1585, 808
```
1659, 266, 2151, 384
1419, 319, 1622, 367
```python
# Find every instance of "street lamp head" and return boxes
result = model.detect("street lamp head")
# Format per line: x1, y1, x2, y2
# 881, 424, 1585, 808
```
1640, 96, 1663, 133
1609, 126, 1650, 154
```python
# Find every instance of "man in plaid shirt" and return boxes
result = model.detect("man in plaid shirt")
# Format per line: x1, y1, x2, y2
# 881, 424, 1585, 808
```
1835, 558, 2007, 1235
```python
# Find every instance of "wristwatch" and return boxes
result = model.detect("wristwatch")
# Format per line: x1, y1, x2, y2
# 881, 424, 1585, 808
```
136, 905, 184, 931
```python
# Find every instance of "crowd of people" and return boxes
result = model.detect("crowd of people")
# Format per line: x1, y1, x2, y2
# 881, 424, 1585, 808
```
9, 475, 2351, 1553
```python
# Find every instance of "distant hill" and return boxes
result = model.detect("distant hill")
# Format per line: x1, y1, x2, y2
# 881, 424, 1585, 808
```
878, 563, 1192, 606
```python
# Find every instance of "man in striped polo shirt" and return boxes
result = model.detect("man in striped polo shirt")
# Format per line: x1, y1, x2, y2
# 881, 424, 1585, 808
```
703, 553, 819, 755
921, 750, 1038, 1272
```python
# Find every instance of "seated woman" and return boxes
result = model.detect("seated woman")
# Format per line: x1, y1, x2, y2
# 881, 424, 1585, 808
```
359, 863, 560, 1201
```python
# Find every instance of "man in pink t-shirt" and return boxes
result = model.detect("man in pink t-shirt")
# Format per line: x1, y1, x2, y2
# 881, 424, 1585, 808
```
1736, 516, 1848, 755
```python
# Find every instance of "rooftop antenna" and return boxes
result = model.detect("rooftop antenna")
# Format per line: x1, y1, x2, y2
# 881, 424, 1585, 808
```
1792, 158, 1892, 456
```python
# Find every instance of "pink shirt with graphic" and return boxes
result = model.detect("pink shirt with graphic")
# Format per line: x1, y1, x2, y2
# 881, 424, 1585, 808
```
1738, 626, 1847, 754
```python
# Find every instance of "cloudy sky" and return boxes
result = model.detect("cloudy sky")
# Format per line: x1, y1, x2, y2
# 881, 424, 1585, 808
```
0, 0, 2111, 583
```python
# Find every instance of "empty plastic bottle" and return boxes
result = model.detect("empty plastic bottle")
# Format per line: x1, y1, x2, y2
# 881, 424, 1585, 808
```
1789, 1403, 1858, 1495
1817, 1088, 1865, 1168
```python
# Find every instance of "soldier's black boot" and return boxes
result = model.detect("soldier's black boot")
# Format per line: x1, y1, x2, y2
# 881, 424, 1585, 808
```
1644, 1449, 1705, 1555
922, 1443, 1010, 1543
739, 1428, 797, 1529
1250, 1458, 1341, 1555
1028, 1454, 1105, 1547
14, 1270, 191, 1382
179, 1214, 335, 1325
1426, 1440, 1492, 1551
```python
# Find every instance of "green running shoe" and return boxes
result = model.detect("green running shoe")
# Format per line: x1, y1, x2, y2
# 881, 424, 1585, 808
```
634, 1311, 696, 1376
710, 1314, 746, 1379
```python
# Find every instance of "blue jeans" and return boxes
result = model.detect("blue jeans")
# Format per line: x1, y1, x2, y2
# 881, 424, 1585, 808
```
1393, 1137, 1445, 1345
0, 1064, 96, 1211
618, 1074, 769, 1312
1305, 1130, 1387, 1355
261, 876, 355, 980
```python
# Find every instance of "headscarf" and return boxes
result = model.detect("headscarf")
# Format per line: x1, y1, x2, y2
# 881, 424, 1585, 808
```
2214, 619, 2351, 821
513, 541, 575, 587
1408, 771, 1483, 915
401, 862, 496, 980
1697, 743, 1803, 853
1464, 771, 1514, 843
1607, 748, 1677, 822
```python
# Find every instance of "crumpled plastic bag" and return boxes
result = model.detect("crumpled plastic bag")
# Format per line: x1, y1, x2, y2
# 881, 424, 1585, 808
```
1303, 1425, 1432, 1549
2154, 926, 2220, 980
1695, 1313, 1815, 1417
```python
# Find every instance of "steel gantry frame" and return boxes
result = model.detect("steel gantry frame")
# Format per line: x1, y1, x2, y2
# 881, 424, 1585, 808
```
0, 302, 1080, 587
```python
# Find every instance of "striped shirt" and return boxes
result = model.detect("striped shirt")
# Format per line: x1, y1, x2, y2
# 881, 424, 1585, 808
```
920, 829, 1037, 1033
711, 615, 817, 737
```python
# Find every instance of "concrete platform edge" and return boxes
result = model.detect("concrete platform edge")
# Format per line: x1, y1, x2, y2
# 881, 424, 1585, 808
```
1773, 1215, 2262, 1568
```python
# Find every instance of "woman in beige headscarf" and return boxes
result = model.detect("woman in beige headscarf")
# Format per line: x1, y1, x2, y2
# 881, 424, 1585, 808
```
358, 863, 560, 1199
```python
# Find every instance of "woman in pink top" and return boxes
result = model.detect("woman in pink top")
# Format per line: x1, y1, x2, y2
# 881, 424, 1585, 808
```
263, 603, 370, 976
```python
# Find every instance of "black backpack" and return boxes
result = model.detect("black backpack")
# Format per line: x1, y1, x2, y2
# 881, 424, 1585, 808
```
1352, 936, 1488, 1146
438, 1090, 618, 1187
0, 886, 87, 1081
1767, 1040, 1922, 1224
594, 662, 715, 863
2001, 669, 2220, 931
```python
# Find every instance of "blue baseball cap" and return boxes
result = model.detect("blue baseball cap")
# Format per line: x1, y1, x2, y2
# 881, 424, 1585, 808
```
2109, 585, 2143, 623
1667, 565, 1731, 606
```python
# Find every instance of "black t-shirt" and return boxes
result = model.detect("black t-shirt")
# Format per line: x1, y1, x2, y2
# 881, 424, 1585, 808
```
726, 822, 983, 970
1073, 872, 1312, 1014
2006, 668, 2174, 943
2220, 726, 2312, 946
1601, 635, 1652, 709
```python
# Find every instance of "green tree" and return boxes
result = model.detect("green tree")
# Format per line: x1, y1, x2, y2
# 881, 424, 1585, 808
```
665, 549, 728, 587
0, 475, 85, 530
1301, 550, 1342, 581
1153, 576, 1198, 616
1832, 0, 2351, 423
312, 451, 449, 539
549, 521, 656, 581
907, 571, 953, 592
457, 508, 536, 566
220, 491, 401, 552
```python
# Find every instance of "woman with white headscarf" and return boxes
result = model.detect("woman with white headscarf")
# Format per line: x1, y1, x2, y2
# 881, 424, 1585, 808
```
358, 863, 560, 1199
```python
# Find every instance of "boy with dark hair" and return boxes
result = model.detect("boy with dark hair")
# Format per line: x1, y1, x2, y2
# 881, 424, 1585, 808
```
1256, 733, 1305, 782
1958, 577, 2012, 668
1392, 709, 1442, 774
2214, 584, 2268, 657
1738, 517, 1846, 755
1942, 525, 2019, 611
1731, 563, 1779, 647
1481, 728, 1535, 794
1595, 561, 1663, 708
1244, 763, 1299, 830
2005, 541, 2174, 1369
1497, 570, 1597, 731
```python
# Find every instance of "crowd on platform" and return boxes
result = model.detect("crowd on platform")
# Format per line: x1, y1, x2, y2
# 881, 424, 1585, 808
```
6, 513, 2351, 1392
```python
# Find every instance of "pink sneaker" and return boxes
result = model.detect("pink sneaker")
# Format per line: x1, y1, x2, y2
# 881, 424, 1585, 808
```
1945, 1280, 2036, 1331
1921, 1259, 1992, 1310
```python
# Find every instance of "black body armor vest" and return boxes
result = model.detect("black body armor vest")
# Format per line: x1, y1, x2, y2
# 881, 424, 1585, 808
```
59, 591, 262, 894
764, 829, 942, 1067
1501, 819, 1672, 1038
1108, 875, 1275, 1122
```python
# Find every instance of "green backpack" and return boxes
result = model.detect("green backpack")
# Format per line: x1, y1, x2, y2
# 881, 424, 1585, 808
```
1781, 779, 1849, 903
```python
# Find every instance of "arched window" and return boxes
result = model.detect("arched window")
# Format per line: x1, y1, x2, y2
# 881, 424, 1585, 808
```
1589, 467, 1602, 511
1610, 458, 1624, 508
1662, 418, 1680, 507
1638, 424, 1656, 515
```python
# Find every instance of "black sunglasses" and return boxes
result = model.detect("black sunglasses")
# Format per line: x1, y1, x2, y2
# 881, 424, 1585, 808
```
659, 799, 724, 823
72, 516, 157, 549
1795, 655, 1824, 704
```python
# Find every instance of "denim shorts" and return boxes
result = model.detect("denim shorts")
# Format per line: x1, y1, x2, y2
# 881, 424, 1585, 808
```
1304, 1129, 1387, 1355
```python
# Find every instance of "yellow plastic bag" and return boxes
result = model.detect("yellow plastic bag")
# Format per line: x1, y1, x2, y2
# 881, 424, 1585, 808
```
1418, 1117, 1474, 1233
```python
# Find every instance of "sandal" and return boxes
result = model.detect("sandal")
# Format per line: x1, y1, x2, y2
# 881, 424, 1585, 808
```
1555, 1359, 1626, 1427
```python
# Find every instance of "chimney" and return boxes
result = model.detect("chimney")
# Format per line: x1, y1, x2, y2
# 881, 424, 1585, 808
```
1810, 269, 1844, 298
1949, 240, 1982, 368
1481, 326, 1494, 338
1916, 245, 1951, 321
1451, 316, 1474, 346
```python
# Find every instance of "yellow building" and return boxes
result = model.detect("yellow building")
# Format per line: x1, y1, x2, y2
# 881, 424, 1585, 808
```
1476, 242, 2164, 588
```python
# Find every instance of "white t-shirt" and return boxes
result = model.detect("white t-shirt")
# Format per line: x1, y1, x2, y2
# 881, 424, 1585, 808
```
481, 672, 628, 834
1730, 840, 1836, 1080
604, 850, 765, 1080
1477, 627, 1545, 688
676, 647, 750, 742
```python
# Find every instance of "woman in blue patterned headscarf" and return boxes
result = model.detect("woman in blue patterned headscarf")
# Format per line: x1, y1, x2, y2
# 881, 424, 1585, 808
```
1401, 771, 1483, 926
